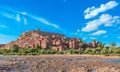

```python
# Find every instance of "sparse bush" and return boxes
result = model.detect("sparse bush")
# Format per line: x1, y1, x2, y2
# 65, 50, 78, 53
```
56, 51, 64, 54
0, 44, 120, 55
69, 49, 79, 54
114, 48, 120, 54
84, 48, 92, 54
78, 48, 84, 54
100, 47, 108, 55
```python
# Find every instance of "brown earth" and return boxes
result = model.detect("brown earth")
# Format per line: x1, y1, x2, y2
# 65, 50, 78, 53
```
0, 55, 120, 72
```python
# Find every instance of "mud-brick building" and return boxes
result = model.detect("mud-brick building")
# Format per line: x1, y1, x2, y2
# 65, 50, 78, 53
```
0, 28, 98, 51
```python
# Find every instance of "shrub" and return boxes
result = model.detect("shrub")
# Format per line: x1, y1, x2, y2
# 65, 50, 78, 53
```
108, 47, 115, 54
69, 49, 79, 54
18, 48, 27, 55
84, 48, 92, 54
10, 44, 19, 53
114, 48, 120, 54
78, 48, 84, 54
56, 51, 64, 54
100, 47, 108, 55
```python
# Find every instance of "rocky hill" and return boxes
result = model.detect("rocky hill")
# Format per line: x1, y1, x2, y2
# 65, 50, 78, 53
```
0, 28, 98, 51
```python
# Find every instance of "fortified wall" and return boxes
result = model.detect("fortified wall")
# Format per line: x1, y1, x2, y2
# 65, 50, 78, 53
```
0, 28, 99, 51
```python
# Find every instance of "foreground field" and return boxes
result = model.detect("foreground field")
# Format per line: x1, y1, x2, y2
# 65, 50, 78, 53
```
0, 55, 120, 72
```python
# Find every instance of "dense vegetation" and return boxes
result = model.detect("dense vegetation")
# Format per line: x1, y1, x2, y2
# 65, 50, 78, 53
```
0, 42, 120, 56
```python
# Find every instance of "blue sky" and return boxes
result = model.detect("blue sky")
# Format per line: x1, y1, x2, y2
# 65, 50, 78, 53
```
0, 0, 120, 45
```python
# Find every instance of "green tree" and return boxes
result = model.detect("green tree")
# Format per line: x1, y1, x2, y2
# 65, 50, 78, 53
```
69, 49, 79, 54
114, 48, 120, 54
78, 43, 83, 48
84, 48, 92, 54
108, 47, 115, 54
0, 49, 9, 54
56, 51, 64, 54
35, 45, 42, 49
18, 48, 27, 55
93, 47, 102, 54
100, 47, 108, 55
10, 44, 19, 53
78, 48, 84, 54
97, 42, 105, 48
110, 42, 116, 47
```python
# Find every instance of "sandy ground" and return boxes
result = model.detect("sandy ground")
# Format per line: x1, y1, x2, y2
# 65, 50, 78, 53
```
0, 55, 120, 72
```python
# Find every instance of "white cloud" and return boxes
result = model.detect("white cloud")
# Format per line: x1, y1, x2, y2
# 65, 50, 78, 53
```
0, 12, 12, 18
0, 24, 8, 28
20, 13, 60, 29
6, 8, 60, 29
16, 14, 21, 22
83, 37, 87, 40
10, 10, 60, 29
92, 30, 106, 36
0, 12, 14, 19
84, 1, 118, 19
0, 12, 21, 22
23, 17, 27, 25
32, 16, 60, 29
81, 14, 120, 32
77, 29, 80, 32
50, 24, 59, 29
0, 7, 60, 29
21, 12, 27, 15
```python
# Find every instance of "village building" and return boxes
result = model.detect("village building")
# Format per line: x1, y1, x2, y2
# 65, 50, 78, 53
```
0, 28, 98, 51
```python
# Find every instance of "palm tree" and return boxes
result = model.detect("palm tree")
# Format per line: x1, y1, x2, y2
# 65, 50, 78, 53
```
97, 42, 105, 48
110, 42, 116, 47
78, 43, 83, 48
11, 44, 19, 52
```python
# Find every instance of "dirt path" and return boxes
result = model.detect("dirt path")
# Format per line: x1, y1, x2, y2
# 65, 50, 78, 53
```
0, 55, 120, 72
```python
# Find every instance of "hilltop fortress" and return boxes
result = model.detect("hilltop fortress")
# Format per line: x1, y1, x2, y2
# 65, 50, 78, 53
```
0, 28, 99, 51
